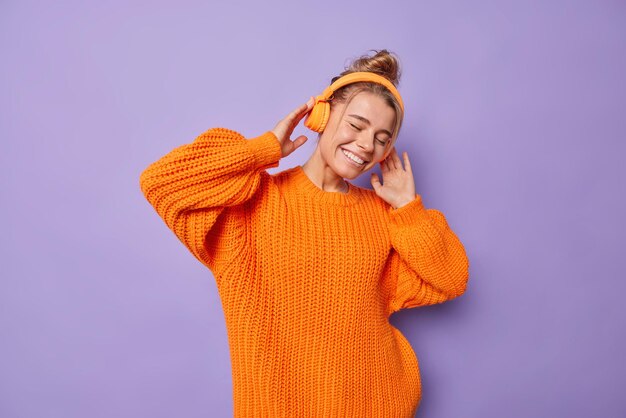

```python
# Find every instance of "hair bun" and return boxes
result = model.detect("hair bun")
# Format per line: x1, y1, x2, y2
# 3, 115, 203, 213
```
334, 49, 402, 87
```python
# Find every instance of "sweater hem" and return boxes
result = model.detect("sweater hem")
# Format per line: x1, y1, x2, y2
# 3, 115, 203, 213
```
388, 194, 428, 225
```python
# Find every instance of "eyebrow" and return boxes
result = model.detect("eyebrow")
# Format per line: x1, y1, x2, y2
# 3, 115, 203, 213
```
347, 114, 393, 137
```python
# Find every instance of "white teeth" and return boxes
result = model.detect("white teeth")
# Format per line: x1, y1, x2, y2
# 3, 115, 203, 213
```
342, 149, 365, 165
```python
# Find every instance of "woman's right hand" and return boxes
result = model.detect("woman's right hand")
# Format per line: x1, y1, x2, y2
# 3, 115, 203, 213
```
271, 96, 315, 158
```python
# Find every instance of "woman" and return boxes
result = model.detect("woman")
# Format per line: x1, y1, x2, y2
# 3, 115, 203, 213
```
139, 49, 469, 417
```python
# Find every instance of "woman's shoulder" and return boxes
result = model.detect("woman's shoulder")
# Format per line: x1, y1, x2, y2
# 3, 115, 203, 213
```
269, 165, 299, 184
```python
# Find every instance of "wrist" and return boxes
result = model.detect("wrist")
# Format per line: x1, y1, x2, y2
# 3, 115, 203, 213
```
393, 195, 417, 209
247, 130, 283, 168
389, 194, 428, 225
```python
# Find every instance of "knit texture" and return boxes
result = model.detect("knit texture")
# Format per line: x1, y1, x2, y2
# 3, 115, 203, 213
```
139, 127, 470, 417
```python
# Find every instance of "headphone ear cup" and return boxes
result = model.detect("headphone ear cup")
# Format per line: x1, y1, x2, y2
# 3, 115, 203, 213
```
304, 101, 331, 133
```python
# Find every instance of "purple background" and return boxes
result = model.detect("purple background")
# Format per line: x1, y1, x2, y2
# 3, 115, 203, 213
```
2, 1, 624, 417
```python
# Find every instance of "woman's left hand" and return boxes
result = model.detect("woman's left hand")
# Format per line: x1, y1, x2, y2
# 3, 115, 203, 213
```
370, 147, 417, 209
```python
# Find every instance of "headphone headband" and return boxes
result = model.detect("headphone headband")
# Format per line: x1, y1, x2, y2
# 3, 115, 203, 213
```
317, 71, 404, 113
303, 71, 404, 133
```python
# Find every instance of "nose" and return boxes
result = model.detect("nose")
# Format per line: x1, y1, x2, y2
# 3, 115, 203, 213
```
355, 133, 374, 154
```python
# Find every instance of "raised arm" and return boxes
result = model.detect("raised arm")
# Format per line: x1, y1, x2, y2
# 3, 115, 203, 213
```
386, 195, 470, 312
138, 127, 282, 275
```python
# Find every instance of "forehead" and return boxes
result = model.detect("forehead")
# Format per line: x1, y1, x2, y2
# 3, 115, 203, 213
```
344, 91, 396, 130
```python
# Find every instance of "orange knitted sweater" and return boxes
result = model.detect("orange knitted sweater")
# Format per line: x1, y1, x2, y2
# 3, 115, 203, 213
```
139, 127, 469, 417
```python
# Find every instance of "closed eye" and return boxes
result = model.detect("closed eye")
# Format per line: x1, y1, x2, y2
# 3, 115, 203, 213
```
350, 123, 388, 145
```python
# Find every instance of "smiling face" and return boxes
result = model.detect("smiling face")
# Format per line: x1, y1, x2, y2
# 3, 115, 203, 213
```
318, 90, 397, 179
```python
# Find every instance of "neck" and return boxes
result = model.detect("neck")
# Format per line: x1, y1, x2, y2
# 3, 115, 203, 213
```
301, 146, 349, 193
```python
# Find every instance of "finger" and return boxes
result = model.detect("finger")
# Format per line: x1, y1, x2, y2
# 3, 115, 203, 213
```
289, 106, 309, 128
386, 148, 398, 170
391, 147, 402, 170
297, 97, 315, 117
300, 97, 315, 113
403, 151, 412, 173
380, 158, 389, 173
285, 98, 313, 126
292, 135, 308, 150
370, 173, 382, 193
278, 102, 311, 139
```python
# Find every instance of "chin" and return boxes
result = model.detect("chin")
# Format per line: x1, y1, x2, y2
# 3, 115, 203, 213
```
335, 149, 371, 178
338, 163, 370, 180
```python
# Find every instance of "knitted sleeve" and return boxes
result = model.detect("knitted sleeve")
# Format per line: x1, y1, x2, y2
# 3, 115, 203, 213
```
139, 127, 282, 276
387, 195, 470, 312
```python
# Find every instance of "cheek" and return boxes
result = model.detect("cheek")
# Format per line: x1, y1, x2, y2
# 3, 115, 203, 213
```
382, 143, 394, 159
377, 149, 391, 162
319, 137, 340, 161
